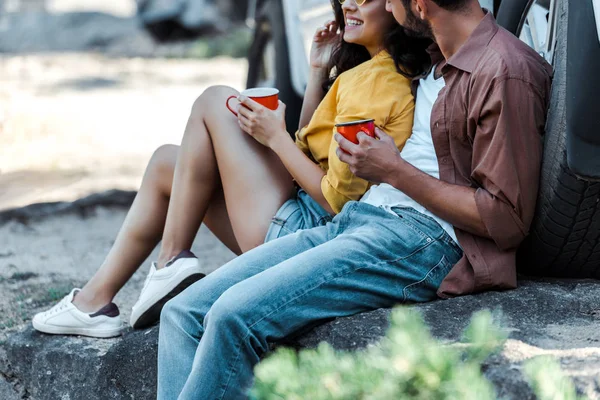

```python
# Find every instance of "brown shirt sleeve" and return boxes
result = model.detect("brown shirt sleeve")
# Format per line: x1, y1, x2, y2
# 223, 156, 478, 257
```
471, 77, 546, 250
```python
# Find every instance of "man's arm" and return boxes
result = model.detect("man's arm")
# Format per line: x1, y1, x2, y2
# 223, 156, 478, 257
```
336, 77, 546, 250
335, 129, 489, 237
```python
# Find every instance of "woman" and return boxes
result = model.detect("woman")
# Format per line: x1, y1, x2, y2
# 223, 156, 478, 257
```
32, 0, 430, 337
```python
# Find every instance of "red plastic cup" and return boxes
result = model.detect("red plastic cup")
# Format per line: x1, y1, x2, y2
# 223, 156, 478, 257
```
335, 119, 375, 144
226, 88, 279, 116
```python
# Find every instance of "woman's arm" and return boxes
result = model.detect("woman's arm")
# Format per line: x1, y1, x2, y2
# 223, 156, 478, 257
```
270, 133, 334, 214
297, 20, 339, 130
236, 99, 334, 214
297, 67, 328, 130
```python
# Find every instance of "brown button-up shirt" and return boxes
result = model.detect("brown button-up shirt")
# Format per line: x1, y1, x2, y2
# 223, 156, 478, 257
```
422, 12, 553, 297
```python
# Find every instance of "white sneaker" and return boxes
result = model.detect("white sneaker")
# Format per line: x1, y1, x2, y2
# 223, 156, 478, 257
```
130, 250, 204, 329
32, 289, 123, 338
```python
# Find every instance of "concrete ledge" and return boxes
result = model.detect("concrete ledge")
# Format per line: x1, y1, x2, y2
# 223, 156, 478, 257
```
1, 327, 158, 400
2, 279, 600, 399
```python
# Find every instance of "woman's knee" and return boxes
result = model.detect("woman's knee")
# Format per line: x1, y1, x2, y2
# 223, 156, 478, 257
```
146, 144, 178, 184
191, 85, 239, 118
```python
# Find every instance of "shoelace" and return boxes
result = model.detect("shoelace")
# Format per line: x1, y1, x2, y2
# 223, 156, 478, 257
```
141, 257, 176, 293
43, 296, 70, 316
133, 265, 156, 306
141, 265, 155, 292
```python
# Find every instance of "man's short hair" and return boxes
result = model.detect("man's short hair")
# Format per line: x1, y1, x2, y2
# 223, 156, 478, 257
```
431, 0, 471, 11
402, 0, 472, 12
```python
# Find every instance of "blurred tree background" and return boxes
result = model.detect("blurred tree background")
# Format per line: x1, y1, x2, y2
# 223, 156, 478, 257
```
0, 0, 252, 211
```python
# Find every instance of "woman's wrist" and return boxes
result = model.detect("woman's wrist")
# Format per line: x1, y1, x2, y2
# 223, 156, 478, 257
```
269, 130, 294, 154
309, 66, 328, 79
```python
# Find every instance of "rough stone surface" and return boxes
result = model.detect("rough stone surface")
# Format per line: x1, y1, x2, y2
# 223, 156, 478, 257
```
0, 376, 20, 400
2, 280, 599, 399
1, 327, 159, 400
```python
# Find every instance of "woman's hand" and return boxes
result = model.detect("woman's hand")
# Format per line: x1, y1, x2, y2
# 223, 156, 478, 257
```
237, 96, 288, 149
310, 20, 340, 69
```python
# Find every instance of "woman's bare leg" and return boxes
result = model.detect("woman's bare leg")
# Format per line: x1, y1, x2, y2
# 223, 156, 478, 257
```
73, 84, 295, 312
71, 145, 176, 312
72, 145, 241, 313
156, 85, 295, 266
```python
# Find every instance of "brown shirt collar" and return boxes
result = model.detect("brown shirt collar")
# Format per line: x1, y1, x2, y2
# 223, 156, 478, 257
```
421, 10, 497, 77
445, 11, 498, 73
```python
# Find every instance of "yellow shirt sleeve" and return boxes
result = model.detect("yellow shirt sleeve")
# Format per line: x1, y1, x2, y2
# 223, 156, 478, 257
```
321, 58, 415, 213
294, 125, 311, 157
295, 78, 340, 168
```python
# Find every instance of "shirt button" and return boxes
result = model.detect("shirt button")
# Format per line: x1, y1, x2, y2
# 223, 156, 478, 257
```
435, 122, 439, 128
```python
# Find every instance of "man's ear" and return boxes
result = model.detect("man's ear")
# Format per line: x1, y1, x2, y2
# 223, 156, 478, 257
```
415, 0, 429, 20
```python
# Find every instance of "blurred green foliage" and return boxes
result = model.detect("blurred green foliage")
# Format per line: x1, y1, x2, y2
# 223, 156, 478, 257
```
251, 308, 583, 400
251, 309, 505, 400
524, 356, 586, 400
188, 28, 252, 59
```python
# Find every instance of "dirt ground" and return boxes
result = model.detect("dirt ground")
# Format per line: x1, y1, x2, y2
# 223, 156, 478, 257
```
0, 207, 236, 340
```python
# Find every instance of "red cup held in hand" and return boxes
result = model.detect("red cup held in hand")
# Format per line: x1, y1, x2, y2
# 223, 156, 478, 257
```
226, 88, 279, 116
335, 119, 375, 144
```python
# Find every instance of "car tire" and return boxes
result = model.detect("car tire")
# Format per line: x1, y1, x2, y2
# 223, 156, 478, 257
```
497, 0, 600, 278
246, 0, 303, 135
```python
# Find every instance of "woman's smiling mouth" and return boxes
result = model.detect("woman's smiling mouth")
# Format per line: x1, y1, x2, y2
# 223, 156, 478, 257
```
346, 17, 364, 28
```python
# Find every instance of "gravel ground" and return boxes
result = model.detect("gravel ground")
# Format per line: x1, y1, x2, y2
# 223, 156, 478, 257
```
0, 206, 236, 340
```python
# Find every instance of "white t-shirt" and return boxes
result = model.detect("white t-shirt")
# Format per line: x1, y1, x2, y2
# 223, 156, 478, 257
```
360, 67, 458, 244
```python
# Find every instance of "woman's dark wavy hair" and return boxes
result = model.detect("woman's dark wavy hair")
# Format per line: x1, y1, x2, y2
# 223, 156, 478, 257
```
324, 0, 432, 90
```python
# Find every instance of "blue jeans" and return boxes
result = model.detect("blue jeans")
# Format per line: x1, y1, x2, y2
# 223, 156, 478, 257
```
157, 202, 462, 400
264, 188, 332, 242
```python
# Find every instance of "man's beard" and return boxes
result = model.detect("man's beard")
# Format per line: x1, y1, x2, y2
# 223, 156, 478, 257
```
402, 9, 433, 38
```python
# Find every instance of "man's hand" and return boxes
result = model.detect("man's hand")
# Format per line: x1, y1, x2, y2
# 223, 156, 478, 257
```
334, 127, 404, 184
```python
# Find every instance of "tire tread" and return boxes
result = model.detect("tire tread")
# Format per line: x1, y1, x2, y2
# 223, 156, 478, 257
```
514, 0, 600, 278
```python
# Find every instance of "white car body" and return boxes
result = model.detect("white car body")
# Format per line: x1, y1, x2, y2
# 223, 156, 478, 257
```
593, 0, 600, 43
281, 0, 332, 97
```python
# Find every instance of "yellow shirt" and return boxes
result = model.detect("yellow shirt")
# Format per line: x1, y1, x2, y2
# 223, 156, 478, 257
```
295, 51, 415, 214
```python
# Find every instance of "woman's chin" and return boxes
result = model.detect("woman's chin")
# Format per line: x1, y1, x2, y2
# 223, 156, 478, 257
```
342, 32, 362, 46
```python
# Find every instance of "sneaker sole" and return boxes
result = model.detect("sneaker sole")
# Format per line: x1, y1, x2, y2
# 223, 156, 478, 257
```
130, 272, 205, 330
32, 319, 122, 338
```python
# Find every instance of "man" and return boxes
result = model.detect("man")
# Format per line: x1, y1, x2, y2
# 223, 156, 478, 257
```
157, 1, 552, 398
337, 0, 552, 296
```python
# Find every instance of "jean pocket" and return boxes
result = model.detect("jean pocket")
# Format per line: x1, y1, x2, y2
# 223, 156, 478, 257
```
316, 214, 333, 226
402, 208, 448, 240
402, 255, 453, 302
